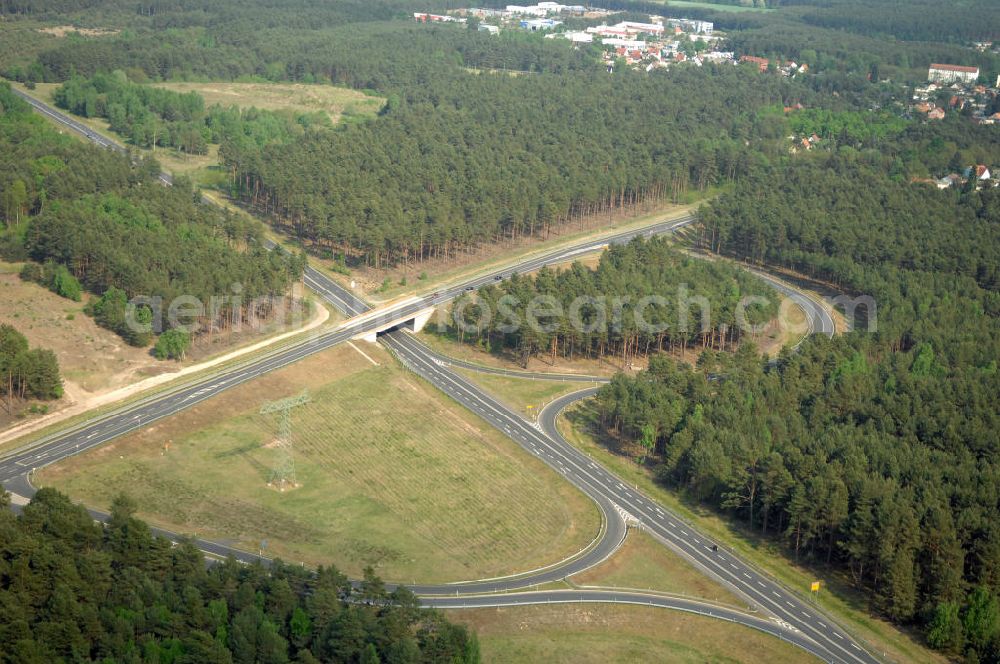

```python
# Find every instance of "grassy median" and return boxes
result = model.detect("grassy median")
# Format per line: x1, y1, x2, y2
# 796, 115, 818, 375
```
451, 603, 818, 664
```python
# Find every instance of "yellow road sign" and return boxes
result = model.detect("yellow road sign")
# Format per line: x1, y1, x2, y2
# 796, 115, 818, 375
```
811, 581, 821, 592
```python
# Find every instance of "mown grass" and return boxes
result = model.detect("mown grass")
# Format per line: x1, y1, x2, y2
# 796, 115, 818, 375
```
451, 603, 819, 664
455, 370, 598, 418
36, 344, 600, 583
571, 528, 743, 607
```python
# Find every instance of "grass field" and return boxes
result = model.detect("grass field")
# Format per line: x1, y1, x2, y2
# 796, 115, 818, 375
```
152, 81, 384, 125
451, 603, 818, 664
571, 528, 743, 606
455, 370, 596, 420
557, 401, 947, 664
36, 343, 600, 583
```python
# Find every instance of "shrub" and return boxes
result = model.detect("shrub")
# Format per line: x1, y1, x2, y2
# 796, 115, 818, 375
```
153, 328, 191, 361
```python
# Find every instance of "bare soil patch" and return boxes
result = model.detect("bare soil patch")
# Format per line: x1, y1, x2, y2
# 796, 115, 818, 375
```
0, 269, 324, 435
37, 26, 119, 38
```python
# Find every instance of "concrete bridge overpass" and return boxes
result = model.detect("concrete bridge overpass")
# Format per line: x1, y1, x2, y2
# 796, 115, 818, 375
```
338, 296, 438, 343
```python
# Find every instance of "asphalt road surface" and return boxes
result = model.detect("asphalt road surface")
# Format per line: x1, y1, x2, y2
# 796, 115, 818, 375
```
4, 88, 871, 664
11, 87, 174, 186
422, 590, 834, 662
286, 263, 867, 664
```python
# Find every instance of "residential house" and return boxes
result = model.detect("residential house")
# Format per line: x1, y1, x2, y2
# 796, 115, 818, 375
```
964, 165, 992, 181
740, 55, 769, 72
937, 173, 964, 189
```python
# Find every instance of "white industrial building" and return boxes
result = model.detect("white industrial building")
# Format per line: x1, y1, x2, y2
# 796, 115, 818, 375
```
521, 18, 562, 31
506, 3, 584, 15
928, 63, 980, 84
602, 38, 646, 50
549, 30, 594, 43
616, 21, 664, 35
664, 18, 713, 35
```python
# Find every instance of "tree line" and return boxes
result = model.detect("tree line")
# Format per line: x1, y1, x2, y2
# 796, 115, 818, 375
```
0, 82, 305, 349
53, 72, 331, 154
10, 18, 811, 271
788, 0, 1000, 44
0, 488, 480, 663
595, 145, 1000, 658
0, 324, 62, 413
437, 238, 777, 367
224, 62, 803, 268
724, 12, 1000, 86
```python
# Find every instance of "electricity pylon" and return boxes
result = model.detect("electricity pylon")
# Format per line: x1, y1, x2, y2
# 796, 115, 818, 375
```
260, 391, 311, 491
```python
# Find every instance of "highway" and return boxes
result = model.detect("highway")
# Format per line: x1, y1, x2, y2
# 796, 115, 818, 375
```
4, 88, 871, 664
415, 338, 610, 383
422, 590, 834, 662
287, 261, 870, 664
11, 87, 174, 186
0, 212, 696, 488
376, 332, 876, 664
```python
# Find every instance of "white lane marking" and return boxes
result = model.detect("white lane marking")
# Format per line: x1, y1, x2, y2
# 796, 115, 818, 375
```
833, 633, 844, 640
